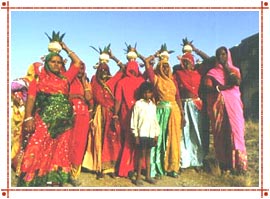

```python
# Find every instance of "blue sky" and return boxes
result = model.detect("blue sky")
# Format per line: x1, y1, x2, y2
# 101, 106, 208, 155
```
11, 11, 259, 80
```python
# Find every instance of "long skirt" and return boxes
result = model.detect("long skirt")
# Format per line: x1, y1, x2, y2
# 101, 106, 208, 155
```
209, 93, 248, 172
17, 114, 71, 186
82, 105, 121, 174
69, 101, 90, 167
150, 101, 170, 177
150, 101, 182, 177
180, 99, 204, 168
11, 104, 25, 175
117, 105, 136, 177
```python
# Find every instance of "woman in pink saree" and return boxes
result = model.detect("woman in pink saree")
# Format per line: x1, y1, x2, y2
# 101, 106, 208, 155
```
204, 46, 247, 175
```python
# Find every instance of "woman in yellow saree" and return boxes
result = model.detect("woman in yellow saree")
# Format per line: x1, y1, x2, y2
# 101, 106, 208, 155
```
144, 50, 185, 178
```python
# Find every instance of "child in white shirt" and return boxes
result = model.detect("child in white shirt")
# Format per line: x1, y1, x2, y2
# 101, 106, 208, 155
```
131, 81, 160, 186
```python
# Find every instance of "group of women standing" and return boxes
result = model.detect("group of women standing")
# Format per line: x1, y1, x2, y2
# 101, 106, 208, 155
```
11, 36, 248, 187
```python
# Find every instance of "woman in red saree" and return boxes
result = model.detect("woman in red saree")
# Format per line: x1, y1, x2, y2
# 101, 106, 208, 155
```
204, 46, 247, 175
11, 62, 42, 175
83, 60, 123, 179
68, 62, 93, 186
114, 60, 146, 177
18, 42, 81, 186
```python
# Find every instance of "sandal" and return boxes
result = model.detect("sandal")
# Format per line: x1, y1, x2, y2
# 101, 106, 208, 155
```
128, 171, 136, 179
96, 171, 104, 179
167, 171, 179, 178
134, 179, 144, 186
145, 178, 157, 184
194, 166, 203, 173
155, 174, 162, 180
69, 178, 82, 187
108, 172, 119, 179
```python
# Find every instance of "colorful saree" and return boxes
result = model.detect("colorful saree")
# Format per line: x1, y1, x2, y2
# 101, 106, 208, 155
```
205, 49, 247, 172
174, 69, 204, 168
69, 76, 91, 179
17, 58, 79, 186
116, 61, 145, 177
147, 61, 182, 177
82, 71, 122, 174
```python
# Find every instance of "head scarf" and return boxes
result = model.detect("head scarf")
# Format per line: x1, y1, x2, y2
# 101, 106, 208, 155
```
96, 62, 111, 79
181, 52, 195, 67
25, 62, 43, 82
44, 52, 64, 77
97, 62, 110, 73
207, 48, 238, 85
155, 60, 173, 80
80, 62, 86, 70
126, 61, 139, 77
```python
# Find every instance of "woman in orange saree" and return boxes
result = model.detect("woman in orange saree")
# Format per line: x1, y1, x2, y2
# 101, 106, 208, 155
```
144, 52, 185, 178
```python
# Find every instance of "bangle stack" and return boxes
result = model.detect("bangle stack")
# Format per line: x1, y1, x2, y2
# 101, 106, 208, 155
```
24, 116, 33, 122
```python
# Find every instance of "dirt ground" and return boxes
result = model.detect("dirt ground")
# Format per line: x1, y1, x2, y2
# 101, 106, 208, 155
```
11, 121, 259, 188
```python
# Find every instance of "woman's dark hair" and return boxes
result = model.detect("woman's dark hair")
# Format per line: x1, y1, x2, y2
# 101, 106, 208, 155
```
137, 81, 154, 99
215, 46, 227, 58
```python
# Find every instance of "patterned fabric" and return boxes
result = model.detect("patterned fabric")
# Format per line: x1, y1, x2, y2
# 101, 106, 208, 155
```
18, 54, 79, 186
69, 77, 90, 171
18, 114, 72, 186
35, 92, 74, 138
11, 63, 42, 176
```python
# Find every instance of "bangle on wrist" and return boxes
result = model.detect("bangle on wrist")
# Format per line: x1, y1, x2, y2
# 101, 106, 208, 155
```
216, 85, 220, 93
88, 109, 93, 113
24, 116, 33, 122
84, 88, 90, 91
89, 119, 93, 124
112, 115, 119, 119
117, 61, 122, 65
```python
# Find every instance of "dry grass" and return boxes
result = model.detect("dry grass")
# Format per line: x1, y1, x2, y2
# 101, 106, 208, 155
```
200, 119, 259, 187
